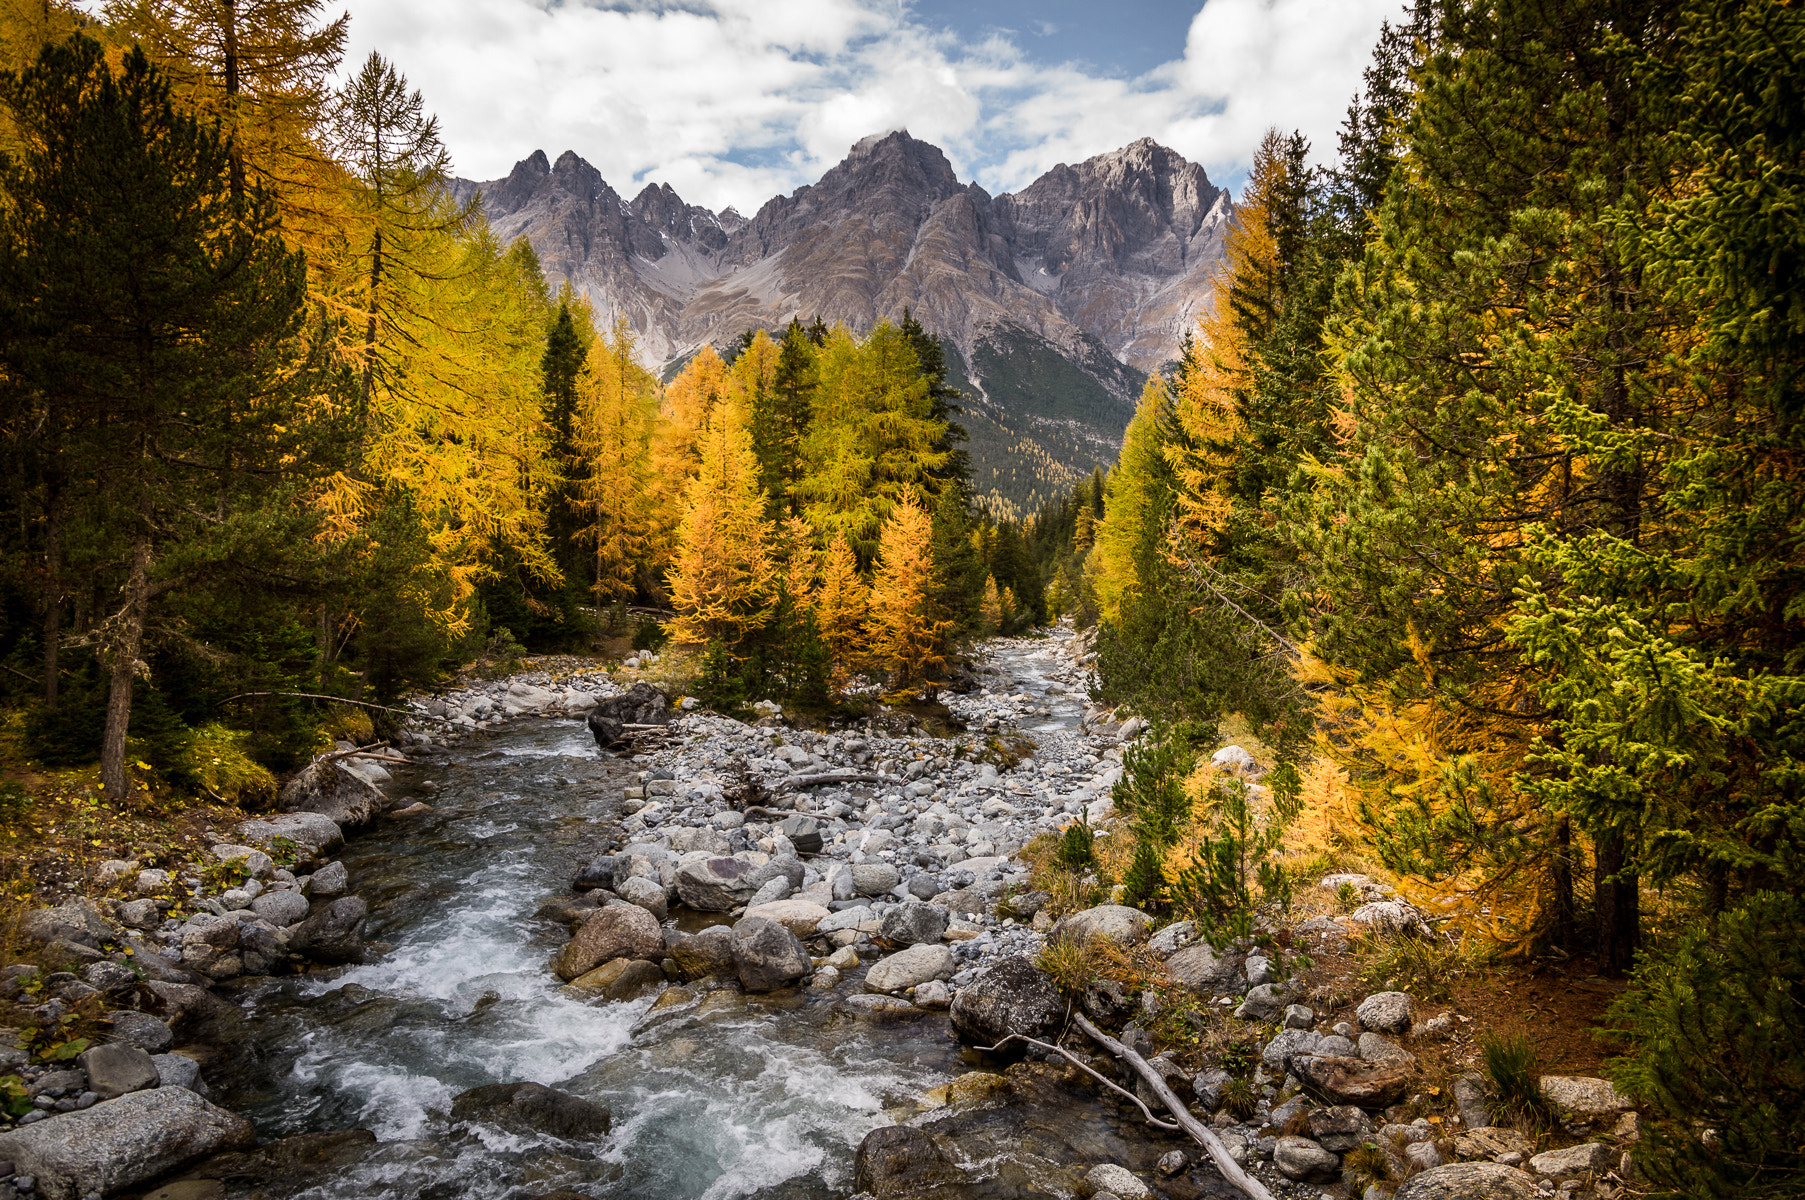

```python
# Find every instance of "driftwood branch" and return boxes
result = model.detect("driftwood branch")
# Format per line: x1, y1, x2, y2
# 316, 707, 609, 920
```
1072, 1011, 1277, 1200
977, 1034, 1179, 1130
774, 771, 885, 792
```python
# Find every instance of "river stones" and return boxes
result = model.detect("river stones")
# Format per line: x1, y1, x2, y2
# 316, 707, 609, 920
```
676, 856, 760, 911
878, 902, 949, 946
552, 903, 664, 980
1293, 1054, 1413, 1109
1085, 1163, 1154, 1199
175, 1129, 379, 1192
573, 855, 614, 891
854, 1125, 961, 1199
287, 896, 369, 964
277, 759, 385, 830
451, 1082, 612, 1139
667, 926, 736, 980
107, 1010, 175, 1054
849, 863, 900, 896
1048, 904, 1154, 945
235, 812, 342, 854
730, 916, 811, 992
78, 1043, 159, 1099
0, 1085, 255, 1200
616, 876, 670, 920
586, 682, 669, 748
566, 957, 666, 1002
1394, 1162, 1540, 1200
949, 955, 1062, 1049
864, 945, 955, 994
743, 898, 831, 937
250, 890, 309, 927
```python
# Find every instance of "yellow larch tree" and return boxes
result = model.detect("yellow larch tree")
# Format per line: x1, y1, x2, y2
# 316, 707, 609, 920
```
574, 315, 658, 602
665, 389, 775, 648
777, 515, 819, 604
813, 530, 868, 682
980, 574, 1002, 633
646, 343, 731, 574
867, 495, 949, 694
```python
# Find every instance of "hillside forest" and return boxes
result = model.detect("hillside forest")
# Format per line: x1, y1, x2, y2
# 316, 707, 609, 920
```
2, 0, 1805, 1192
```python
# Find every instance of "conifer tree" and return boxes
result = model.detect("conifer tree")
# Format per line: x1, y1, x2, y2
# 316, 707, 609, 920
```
666, 389, 775, 648
868, 495, 949, 694
980, 575, 1002, 634
813, 531, 867, 684
574, 316, 656, 603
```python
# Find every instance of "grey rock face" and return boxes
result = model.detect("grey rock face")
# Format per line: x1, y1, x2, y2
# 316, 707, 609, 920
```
730, 916, 811, 992
948, 956, 1062, 1048
0, 1085, 255, 1200
450, 1082, 612, 1139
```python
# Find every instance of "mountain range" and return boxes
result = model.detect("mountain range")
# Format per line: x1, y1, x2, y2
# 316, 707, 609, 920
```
454, 131, 1233, 513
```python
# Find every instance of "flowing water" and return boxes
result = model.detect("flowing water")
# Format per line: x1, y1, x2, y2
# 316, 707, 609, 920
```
210, 643, 1203, 1200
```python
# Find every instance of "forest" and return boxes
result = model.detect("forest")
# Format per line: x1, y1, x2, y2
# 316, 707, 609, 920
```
0, 0, 1052, 808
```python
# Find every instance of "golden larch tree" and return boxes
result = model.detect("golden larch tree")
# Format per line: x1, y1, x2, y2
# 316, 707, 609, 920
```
665, 390, 775, 647
574, 315, 657, 601
813, 530, 868, 681
867, 495, 949, 693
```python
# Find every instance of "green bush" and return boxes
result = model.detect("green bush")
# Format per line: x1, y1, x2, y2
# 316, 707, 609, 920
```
1606, 892, 1805, 1199
1478, 1031, 1553, 1131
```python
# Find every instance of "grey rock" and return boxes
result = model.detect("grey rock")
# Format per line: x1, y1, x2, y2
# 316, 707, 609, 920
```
286, 896, 368, 964
745, 876, 792, 908
1269, 1095, 1311, 1129
0, 1085, 254, 1200
451, 1082, 612, 1139
667, 926, 736, 981
552, 903, 664, 980
615, 876, 669, 921
116, 900, 162, 930
1349, 900, 1433, 939
730, 917, 811, 992
22, 901, 112, 950
849, 863, 900, 897
149, 1053, 204, 1095
1048, 904, 1153, 945
1156, 1149, 1188, 1177
1273, 1135, 1340, 1182
77, 1044, 158, 1099
1081, 976, 1135, 1024
1356, 990, 1414, 1034
878, 904, 948, 946
1308, 1105, 1375, 1153
1083, 1164, 1152, 1200
1262, 1028, 1324, 1072
1538, 1076, 1633, 1115
776, 814, 823, 855
1407, 1140, 1444, 1172
1244, 954, 1274, 986
585, 682, 669, 748
307, 860, 348, 896
1167, 942, 1243, 994
1359, 1032, 1417, 1067
104, 1011, 173, 1054
1236, 983, 1285, 1021
1393, 1163, 1540, 1200
1283, 1004, 1314, 1030
80, 962, 136, 995
235, 812, 342, 854
1192, 1067, 1232, 1110
249, 891, 309, 927
1528, 1142, 1613, 1177
949, 956, 1062, 1048
1293, 1055, 1412, 1109
1453, 1074, 1494, 1129
864, 945, 954, 993
1146, 920, 1196, 958
674, 856, 759, 911
573, 855, 615, 891
853, 1124, 959, 1198
905, 875, 939, 901
276, 759, 384, 830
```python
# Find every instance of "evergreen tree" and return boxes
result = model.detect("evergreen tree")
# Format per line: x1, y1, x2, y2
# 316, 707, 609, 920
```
666, 389, 776, 648
868, 495, 949, 695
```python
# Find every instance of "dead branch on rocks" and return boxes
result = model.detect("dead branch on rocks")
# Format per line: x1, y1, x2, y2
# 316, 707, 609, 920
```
1071, 1011, 1277, 1200
976, 1033, 1179, 1131
773, 771, 885, 793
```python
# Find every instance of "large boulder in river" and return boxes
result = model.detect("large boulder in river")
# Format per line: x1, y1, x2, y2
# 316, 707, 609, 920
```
585, 683, 669, 749
854, 1125, 962, 1199
235, 811, 343, 855
277, 758, 385, 830
451, 1082, 612, 1139
286, 896, 369, 964
552, 903, 665, 980
675, 856, 760, 911
668, 926, 737, 980
730, 916, 811, 992
949, 956, 1063, 1049
0, 1085, 255, 1200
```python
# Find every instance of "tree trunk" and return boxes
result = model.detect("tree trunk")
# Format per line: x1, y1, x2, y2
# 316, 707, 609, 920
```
99, 533, 151, 800
222, 0, 244, 200
1594, 830, 1640, 974
1552, 815, 1573, 950
359, 225, 381, 427
41, 499, 62, 709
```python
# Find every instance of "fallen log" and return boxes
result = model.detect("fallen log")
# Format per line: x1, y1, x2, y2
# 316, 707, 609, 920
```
1071, 1011, 1276, 1200
977, 1034, 1178, 1131
773, 771, 885, 792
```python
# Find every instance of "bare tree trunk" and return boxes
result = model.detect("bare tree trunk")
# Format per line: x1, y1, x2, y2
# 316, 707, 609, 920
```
1552, 815, 1573, 950
99, 532, 151, 800
41, 499, 62, 709
1595, 830, 1640, 974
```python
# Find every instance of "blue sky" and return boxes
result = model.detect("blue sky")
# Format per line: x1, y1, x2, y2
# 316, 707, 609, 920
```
335, 0, 1405, 213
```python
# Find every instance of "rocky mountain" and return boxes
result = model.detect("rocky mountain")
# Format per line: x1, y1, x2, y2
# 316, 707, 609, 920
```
457, 132, 1232, 512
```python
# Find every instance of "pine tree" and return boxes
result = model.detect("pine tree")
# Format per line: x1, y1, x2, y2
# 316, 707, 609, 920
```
666, 389, 776, 648
574, 316, 656, 603
980, 575, 1002, 634
813, 530, 868, 684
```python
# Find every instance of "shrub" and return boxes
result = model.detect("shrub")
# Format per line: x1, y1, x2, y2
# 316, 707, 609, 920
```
1478, 1031, 1554, 1131
179, 723, 277, 806
1355, 930, 1487, 1002
1606, 892, 1805, 1199
1054, 816, 1096, 870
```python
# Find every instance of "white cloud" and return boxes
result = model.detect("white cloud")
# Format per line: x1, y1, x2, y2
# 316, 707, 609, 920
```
329, 0, 1403, 211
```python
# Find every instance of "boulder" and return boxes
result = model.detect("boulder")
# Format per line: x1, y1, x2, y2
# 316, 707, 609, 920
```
151, 1052, 206, 1094
776, 814, 823, 855
250, 891, 310, 927
1454, 1128, 1535, 1162
106, 1011, 175, 1054
286, 896, 368, 964
78, 1043, 159, 1099
1528, 1143, 1614, 1177
1273, 1135, 1341, 1182
1356, 991, 1415, 1034
1084, 1163, 1153, 1200
1538, 1076, 1633, 1115
850, 863, 901, 897
1349, 900, 1434, 939
1146, 920, 1197, 958
667, 926, 736, 981
1453, 1073, 1494, 1129
913, 980, 951, 1010
23, 900, 113, 950
675, 857, 760, 911
565, 958, 667, 1003
118, 898, 163, 930
1262, 1028, 1325, 1072
1393, 1162, 1540, 1200
949, 956, 1063, 1048
1308, 1105, 1375, 1153
1235, 983, 1286, 1021
82, 961, 138, 995
1166, 943, 1243, 994
853, 1125, 961, 1199
586, 683, 669, 749
552, 904, 665, 980
277, 759, 384, 830
1048, 904, 1154, 945
743, 898, 831, 937
878, 903, 949, 946
235, 812, 342, 854
307, 859, 349, 896
0, 1085, 254, 1200
176, 1129, 378, 1190
730, 916, 811, 992
450, 1082, 612, 1139
864, 945, 955, 993
1294, 1055, 1412, 1109
615, 876, 670, 921
573, 856, 615, 891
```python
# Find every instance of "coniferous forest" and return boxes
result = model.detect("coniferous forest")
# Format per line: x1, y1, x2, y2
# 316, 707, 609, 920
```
1, 1, 1803, 1197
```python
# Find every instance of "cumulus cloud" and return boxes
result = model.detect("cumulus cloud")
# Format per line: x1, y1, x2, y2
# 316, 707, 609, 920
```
331, 0, 1404, 210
